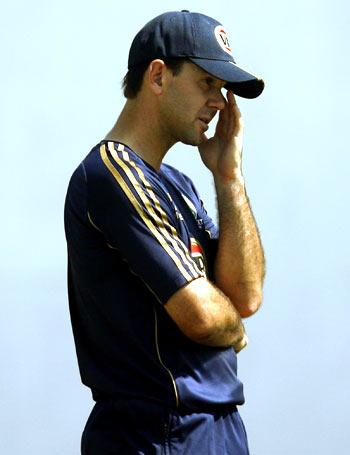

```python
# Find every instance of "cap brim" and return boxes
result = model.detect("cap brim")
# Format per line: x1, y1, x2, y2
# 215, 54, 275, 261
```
189, 57, 265, 99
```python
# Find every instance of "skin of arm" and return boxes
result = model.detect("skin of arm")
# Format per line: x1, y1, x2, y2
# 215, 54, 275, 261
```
199, 90, 266, 318
165, 277, 247, 352
165, 81, 263, 349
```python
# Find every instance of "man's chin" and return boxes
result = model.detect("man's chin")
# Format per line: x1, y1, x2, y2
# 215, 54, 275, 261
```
180, 134, 206, 147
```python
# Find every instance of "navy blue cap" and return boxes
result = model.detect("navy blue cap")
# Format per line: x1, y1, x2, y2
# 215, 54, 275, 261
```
128, 10, 264, 99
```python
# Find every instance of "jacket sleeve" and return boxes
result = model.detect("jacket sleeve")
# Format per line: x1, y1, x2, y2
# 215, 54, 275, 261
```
86, 141, 205, 304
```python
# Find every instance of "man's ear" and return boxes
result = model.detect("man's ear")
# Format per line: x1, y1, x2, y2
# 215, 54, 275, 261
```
147, 59, 168, 95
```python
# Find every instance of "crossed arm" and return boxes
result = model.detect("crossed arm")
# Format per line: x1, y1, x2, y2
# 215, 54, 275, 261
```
165, 91, 265, 352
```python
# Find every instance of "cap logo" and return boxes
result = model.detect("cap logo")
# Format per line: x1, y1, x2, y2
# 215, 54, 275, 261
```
214, 25, 232, 56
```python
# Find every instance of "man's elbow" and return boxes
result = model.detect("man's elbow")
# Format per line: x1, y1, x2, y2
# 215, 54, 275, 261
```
235, 292, 263, 318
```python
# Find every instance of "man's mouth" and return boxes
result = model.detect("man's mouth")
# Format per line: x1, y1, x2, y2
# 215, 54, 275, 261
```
198, 117, 211, 131
198, 116, 211, 125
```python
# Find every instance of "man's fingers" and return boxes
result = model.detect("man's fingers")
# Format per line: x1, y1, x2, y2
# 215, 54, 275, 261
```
211, 90, 243, 143
234, 333, 249, 353
200, 132, 208, 144
227, 89, 236, 104
226, 91, 243, 136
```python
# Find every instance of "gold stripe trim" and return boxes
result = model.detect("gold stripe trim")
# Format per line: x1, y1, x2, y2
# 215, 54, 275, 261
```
87, 211, 103, 232
117, 143, 129, 161
89, 211, 118, 250
107, 243, 118, 250
100, 143, 193, 281
154, 306, 179, 407
109, 142, 202, 278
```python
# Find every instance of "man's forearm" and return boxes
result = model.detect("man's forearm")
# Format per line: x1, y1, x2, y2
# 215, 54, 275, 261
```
214, 175, 265, 317
197, 89, 264, 317
165, 277, 247, 352
192, 279, 247, 350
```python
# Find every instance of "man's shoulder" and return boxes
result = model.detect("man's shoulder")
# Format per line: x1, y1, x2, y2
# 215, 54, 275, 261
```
67, 141, 102, 181
81, 141, 108, 176
65, 141, 115, 209
72, 140, 128, 186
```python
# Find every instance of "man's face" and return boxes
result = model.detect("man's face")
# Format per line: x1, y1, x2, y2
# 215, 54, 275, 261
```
159, 62, 226, 146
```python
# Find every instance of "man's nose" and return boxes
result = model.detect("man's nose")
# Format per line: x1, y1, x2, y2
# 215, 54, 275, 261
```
207, 90, 226, 111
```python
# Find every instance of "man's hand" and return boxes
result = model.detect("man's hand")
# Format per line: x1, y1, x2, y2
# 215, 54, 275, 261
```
201, 90, 265, 319
198, 90, 244, 183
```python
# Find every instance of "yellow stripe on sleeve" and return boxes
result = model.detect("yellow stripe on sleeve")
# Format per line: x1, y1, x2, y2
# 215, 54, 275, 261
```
99, 143, 196, 282
108, 142, 202, 278
115, 145, 203, 278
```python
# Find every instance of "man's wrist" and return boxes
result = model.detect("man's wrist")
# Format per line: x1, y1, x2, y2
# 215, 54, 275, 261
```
213, 168, 245, 186
214, 173, 248, 207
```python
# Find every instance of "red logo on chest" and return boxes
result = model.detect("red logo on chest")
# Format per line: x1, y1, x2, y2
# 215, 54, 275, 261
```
190, 238, 207, 275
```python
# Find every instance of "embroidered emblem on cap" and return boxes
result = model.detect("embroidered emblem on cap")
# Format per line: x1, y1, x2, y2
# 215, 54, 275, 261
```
214, 25, 232, 56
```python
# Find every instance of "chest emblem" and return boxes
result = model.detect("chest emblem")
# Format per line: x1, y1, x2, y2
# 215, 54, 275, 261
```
190, 238, 207, 275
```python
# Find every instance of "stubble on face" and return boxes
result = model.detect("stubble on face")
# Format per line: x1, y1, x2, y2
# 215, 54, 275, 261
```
159, 63, 216, 147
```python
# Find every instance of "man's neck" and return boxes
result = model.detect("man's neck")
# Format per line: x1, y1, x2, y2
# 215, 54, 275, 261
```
104, 99, 175, 171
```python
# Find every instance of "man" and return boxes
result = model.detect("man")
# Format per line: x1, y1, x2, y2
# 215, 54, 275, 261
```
65, 10, 265, 455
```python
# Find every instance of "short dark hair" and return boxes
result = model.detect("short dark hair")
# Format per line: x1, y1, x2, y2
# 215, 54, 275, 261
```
122, 58, 187, 99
